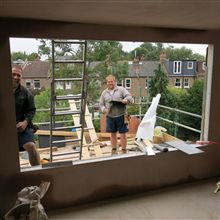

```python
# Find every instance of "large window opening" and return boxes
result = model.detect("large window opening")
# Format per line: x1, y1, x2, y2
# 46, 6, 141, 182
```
9, 38, 211, 171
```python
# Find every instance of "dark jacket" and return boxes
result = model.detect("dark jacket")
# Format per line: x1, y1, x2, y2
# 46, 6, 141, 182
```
14, 84, 36, 125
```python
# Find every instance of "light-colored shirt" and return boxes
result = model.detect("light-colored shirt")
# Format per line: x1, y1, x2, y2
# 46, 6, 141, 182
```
99, 86, 134, 117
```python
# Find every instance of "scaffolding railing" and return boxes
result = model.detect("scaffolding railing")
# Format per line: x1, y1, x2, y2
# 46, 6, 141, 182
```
34, 101, 202, 135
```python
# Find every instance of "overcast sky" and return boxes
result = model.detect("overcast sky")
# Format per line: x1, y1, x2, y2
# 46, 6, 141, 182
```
9, 38, 207, 56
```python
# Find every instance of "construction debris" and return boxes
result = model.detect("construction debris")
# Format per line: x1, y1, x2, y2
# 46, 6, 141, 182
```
214, 181, 220, 193
4, 181, 50, 220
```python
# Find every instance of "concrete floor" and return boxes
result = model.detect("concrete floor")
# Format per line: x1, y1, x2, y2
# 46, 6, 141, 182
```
48, 178, 220, 220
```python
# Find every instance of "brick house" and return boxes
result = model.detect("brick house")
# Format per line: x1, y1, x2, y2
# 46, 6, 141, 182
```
21, 60, 50, 90
122, 52, 206, 101
196, 61, 206, 79
164, 59, 197, 88
122, 59, 158, 102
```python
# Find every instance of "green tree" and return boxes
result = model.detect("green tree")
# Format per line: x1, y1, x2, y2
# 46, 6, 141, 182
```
33, 89, 51, 123
165, 46, 205, 60
127, 43, 205, 61
90, 61, 128, 86
27, 53, 40, 61
38, 39, 78, 60
12, 51, 40, 62
148, 64, 180, 136
34, 88, 73, 126
128, 42, 163, 61
149, 64, 170, 105
86, 41, 124, 62
163, 80, 204, 141
11, 51, 27, 61
182, 80, 204, 115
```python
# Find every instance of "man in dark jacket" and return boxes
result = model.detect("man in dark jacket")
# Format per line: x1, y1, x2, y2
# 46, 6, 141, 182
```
12, 65, 40, 166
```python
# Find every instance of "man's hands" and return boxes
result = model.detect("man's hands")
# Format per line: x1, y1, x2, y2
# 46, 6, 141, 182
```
104, 108, 110, 114
122, 98, 128, 104
16, 120, 28, 133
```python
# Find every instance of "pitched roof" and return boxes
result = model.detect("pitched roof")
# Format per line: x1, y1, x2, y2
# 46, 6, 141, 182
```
22, 60, 50, 78
128, 61, 159, 77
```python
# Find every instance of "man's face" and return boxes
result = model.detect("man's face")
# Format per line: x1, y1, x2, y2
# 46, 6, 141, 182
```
12, 67, 22, 88
107, 78, 116, 90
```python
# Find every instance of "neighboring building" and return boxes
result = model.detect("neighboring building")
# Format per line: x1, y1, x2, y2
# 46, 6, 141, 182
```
196, 61, 206, 79
165, 59, 197, 89
21, 60, 50, 90
16, 56, 205, 98
124, 52, 206, 101
125, 59, 158, 102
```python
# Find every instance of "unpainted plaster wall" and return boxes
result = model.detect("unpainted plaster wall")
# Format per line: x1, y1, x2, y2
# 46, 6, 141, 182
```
0, 19, 219, 216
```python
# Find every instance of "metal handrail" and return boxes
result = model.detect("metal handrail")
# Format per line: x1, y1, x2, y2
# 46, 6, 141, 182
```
34, 101, 202, 134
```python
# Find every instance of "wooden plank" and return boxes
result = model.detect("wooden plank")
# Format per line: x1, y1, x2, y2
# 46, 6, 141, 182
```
98, 133, 135, 139
69, 100, 90, 158
69, 100, 87, 144
82, 147, 90, 159
165, 141, 204, 155
163, 133, 179, 142
142, 140, 156, 155
85, 105, 98, 143
134, 140, 153, 155
134, 140, 147, 154
142, 140, 154, 148
84, 105, 103, 157
93, 144, 103, 157
38, 146, 58, 153
36, 130, 77, 136
134, 140, 155, 156
69, 100, 102, 158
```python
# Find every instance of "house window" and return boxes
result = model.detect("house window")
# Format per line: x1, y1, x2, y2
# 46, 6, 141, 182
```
202, 62, 206, 70
145, 79, 148, 88
184, 78, 189, 88
187, 62, 193, 69
175, 78, 181, 88
33, 80, 41, 89
173, 61, 182, 74
25, 80, 31, 89
117, 79, 123, 87
56, 82, 64, 90
65, 82, 71, 89
125, 78, 131, 89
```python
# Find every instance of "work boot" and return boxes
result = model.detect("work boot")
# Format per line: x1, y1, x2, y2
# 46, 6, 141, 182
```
121, 148, 127, 154
111, 147, 117, 155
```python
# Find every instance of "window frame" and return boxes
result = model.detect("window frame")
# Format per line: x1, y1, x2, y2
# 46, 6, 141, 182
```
145, 79, 148, 89
117, 79, 123, 87
175, 78, 182, 88
25, 79, 32, 89
183, 78, 189, 88
187, 61, 193, 69
125, 78, 131, 89
173, 61, 182, 74
33, 79, 41, 89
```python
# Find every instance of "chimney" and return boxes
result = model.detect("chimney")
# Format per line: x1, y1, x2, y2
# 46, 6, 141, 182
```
133, 57, 140, 76
159, 50, 167, 63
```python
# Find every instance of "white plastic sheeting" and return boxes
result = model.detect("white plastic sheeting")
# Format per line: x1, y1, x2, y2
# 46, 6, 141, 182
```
136, 94, 161, 141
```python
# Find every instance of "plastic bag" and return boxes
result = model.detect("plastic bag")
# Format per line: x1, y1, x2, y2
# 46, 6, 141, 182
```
4, 181, 50, 220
